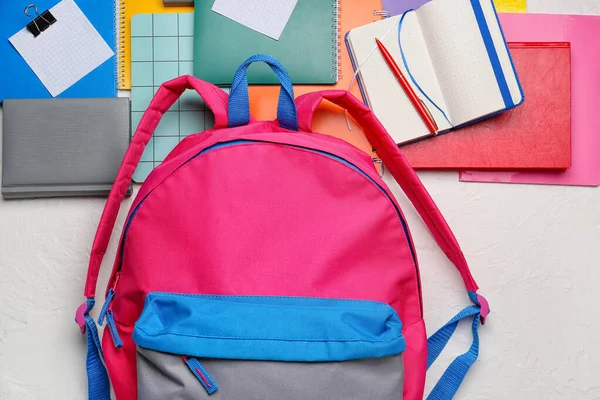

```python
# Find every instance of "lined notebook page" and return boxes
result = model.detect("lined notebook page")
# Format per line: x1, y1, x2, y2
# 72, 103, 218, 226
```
417, 0, 504, 125
9, 0, 114, 97
416, 0, 521, 125
347, 14, 451, 144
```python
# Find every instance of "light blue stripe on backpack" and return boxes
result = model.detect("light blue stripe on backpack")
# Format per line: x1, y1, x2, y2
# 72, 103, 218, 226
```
133, 293, 405, 362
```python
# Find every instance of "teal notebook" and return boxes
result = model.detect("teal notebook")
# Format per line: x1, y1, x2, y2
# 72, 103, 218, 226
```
193, 0, 340, 85
131, 13, 225, 182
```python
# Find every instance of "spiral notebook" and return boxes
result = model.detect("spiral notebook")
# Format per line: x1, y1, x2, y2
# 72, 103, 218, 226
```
130, 1, 383, 182
130, 13, 220, 182
117, 0, 193, 89
193, 0, 341, 85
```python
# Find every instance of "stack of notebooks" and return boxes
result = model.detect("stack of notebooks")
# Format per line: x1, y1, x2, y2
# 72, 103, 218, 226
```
119, 0, 193, 89
347, 0, 600, 187
400, 41, 572, 171
122, 0, 342, 89
346, 0, 525, 145
455, 12, 600, 186
0, 0, 129, 199
128, 0, 385, 181
123, 0, 600, 187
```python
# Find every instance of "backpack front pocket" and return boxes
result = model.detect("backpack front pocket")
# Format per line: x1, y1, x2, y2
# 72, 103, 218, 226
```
133, 293, 406, 400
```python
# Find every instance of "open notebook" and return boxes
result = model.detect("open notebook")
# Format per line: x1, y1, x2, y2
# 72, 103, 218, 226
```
346, 0, 524, 144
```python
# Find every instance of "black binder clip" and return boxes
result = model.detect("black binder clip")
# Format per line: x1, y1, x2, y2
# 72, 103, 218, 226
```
24, 4, 57, 37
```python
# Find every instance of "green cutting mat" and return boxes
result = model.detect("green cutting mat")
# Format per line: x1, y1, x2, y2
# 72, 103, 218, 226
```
130, 13, 227, 182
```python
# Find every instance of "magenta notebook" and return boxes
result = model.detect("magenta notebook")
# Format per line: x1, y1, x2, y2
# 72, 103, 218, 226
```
459, 13, 600, 187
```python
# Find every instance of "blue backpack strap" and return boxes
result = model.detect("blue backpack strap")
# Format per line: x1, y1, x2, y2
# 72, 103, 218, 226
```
76, 299, 111, 400
228, 54, 298, 130
426, 292, 490, 400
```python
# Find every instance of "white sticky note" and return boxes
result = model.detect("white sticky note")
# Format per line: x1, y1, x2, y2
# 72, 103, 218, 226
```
212, 0, 299, 40
9, 0, 114, 97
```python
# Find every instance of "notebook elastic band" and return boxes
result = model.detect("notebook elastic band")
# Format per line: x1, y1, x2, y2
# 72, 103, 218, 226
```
397, 10, 453, 128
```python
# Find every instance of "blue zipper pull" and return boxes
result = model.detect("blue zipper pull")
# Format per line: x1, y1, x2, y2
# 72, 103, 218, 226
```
98, 274, 124, 349
105, 310, 123, 348
183, 356, 218, 395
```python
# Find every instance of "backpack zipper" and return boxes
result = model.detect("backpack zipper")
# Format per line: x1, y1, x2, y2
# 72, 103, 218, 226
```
98, 272, 123, 348
103, 139, 418, 343
183, 356, 219, 395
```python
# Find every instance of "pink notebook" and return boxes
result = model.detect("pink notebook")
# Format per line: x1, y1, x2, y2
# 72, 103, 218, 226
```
459, 13, 600, 187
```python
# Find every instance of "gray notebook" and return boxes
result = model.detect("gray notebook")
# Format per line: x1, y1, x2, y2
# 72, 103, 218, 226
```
2, 98, 131, 199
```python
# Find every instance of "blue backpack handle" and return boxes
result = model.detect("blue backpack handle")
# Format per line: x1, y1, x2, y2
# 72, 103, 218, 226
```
228, 54, 298, 131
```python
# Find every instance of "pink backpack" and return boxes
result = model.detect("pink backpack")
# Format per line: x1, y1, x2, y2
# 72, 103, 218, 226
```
76, 55, 489, 400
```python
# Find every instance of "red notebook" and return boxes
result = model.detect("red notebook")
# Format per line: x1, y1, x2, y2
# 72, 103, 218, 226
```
401, 42, 571, 170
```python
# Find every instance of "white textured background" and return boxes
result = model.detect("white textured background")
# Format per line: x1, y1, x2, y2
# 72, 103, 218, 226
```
1, 0, 599, 398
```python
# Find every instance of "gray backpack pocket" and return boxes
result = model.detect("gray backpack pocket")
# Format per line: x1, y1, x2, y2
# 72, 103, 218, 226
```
133, 293, 405, 400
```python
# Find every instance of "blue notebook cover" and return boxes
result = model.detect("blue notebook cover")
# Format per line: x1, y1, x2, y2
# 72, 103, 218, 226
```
0, 0, 116, 102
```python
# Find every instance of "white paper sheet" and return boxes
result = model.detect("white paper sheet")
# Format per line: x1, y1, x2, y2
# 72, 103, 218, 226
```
211, 0, 299, 40
9, 0, 114, 97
